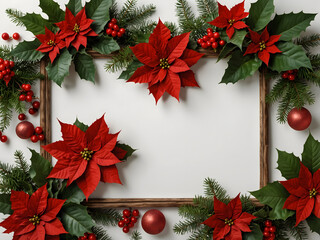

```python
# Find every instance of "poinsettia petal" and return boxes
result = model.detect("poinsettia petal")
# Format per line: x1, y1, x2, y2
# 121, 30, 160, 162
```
130, 43, 160, 67
95, 132, 118, 154
212, 222, 231, 240
258, 50, 270, 66
226, 26, 235, 39
87, 136, 102, 152
281, 178, 308, 197
0, 214, 20, 233
248, 29, 261, 43
85, 115, 109, 144
243, 43, 260, 55
77, 34, 88, 48
267, 35, 281, 46
260, 27, 270, 42
180, 49, 204, 67
266, 45, 282, 54
228, 194, 242, 219
148, 81, 166, 104
42, 141, 74, 161
44, 218, 67, 235
314, 169, 320, 190
150, 68, 167, 86
208, 16, 229, 29
234, 212, 256, 232
295, 197, 314, 226
95, 152, 121, 166
232, 21, 248, 30
14, 220, 35, 236
167, 33, 190, 63
28, 223, 45, 240
100, 165, 122, 184
36, 45, 53, 53
59, 121, 86, 152
164, 71, 181, 101
112, 146, 127, 160
48, 48, 60, 63
46, 236, 60, 240
180, 70, 199, 88
127, 65, 154, 84
313, 195, 320, 218
41, 198, 66, 222
67, 156, 88, 186
28, 184, 48, 216
225, 225, 242, 240
71, 35, 82, 50
283, 194, 300, 210
213, 196, 228, 219
218, 2, 231, 20
230, 1, 245, 18
170, 59, 190, 73
10, 190, 29, 212
47, 160, 70, 180
202, 214, 219, 228
65, 34, 76, 48
149, 19, 171, 55
299, 163, 313, 190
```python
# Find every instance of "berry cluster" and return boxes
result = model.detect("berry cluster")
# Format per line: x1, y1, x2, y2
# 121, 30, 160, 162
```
197, 28, 225, 50
106, 18, 126, 38
1, 32, 20, 41
118, 209, 140, 233
0, 58, 15, 85
31, 127, 45, 143
0, 131, 8, 143
263, 220, 276, 240
281, 69, 298, 81
78, 233, 96, 240
19, 84, 40, 115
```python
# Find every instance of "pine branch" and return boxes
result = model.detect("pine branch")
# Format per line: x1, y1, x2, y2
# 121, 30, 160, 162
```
105, 46, 134, 73
92, 226, 112, 240
173, 218, 203, 235
90, 208, 122, 226
295, 34, 320, 52
187, 226, 212, 240
203, 178, 230, 203
196, 0, 218, 22
0, 97, 13, 132
119, 4, 156, 27
118, 0, 138, 24
5, 9, 25, 27
130, 231, 142, 240
14, 150, 29, 175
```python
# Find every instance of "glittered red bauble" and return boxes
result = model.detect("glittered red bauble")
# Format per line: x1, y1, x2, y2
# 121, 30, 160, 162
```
16, 121, 34, 139
287, 107, 312, 131
141, 209, 166, 235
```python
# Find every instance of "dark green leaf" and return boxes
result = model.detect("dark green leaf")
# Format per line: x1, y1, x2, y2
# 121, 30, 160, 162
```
39, 0, 65, 22
247, 0, 275, 31
269, 42, 312, 72
46, 49, 72, 86
9, 39, 44, 61
74, 118, 89, 132
217, 43, 237, 62
243, 223, 263, 240
19, 13, 53, 35
229, 29, 247, 50
60, 203, 94, 237
74, 53, 96, 83
0, 194, 12, 215
116, 143, 136, 161
92, 36, 120, 55
268, 12, 316, 41
85, 0, 113, 33
251, 182, 294, 220
302, 133, 320, 174
60, 183, 85, 204
29, 149, 52, 187
66, 0, 83, 15
307, 214, 320, 234
47, 178, 63, 199
221, 51, 262, 84
277, 150, 301, 179
119, 61, 143, 80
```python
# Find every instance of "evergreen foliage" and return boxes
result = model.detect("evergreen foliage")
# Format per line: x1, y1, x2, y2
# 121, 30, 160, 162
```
5, 9, 25, 27
130, 231, 142, 240
90, 208, 122, 226
92, 226, 112, 240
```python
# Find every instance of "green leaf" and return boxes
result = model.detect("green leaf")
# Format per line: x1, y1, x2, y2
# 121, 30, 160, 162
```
29, 149, 52, 187
47, 178, 63, 199
221, 51, 262, 84
277, 150, 301, 179
119, 61, 143, 80
229, 29, 247, 50
268, 12, 316, 41
243, 223, 263, 240
46, 49, 72, 86
0, 194, 12, 215
302, 133, 320, 174
74, 118, 89, 132
39, 0, 65, 22
19, 13, 52, 35
60, 183, 85, 204
85, 0, 113, 33
60, 203, 94, 237
92, 36, 120, 55
307, 214, 320, 235
67, 0, 83, 15
9, 39, 44, 61
251, 182, 294, 221
116, 143, 136, 161
74, 53, 96, 83
269, 42, 312, 72
217, 43, 237, 62
246, 0, 275, 31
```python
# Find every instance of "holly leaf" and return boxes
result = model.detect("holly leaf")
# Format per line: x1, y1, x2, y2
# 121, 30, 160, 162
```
39, 0, 65, 22
92, 36, 120, 55
19, 13, 53, 35
60, 203, 94, 237
46, 49, 72, 86
29, 149, 52, 187
277, 150, 301, 179
251, 182, 294, 221
74, 53, 96, 83
60, 182, 85, 204
9, 39, 44, 61
119, 61, 144, 80
246, 0, 275, 31
229, 29, 247, 50
217, 44, 237, 62
67, 0, 83, 15
243, 223, 263, 240
74, 118, 89, 132
116, 143, 136, 161
221, 51, 262, 84
0, 194, 12, 215
307, 214, 320, 235
268, 12, 316, 41
302, 133, 320, 174
85, 0, 113, 33
269, 42, 312, 72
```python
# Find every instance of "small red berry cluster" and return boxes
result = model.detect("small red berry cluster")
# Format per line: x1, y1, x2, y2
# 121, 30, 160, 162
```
31, 126, 45, 143
2, 32, 20, 41
118, 209, 140, 233
106, 18, 126, 38
78, 232, 96, 240
19, 84, 40, 115
281, 69, 298, 81
0, 58, 15, 84
197, 28, 225, 50
263, 220, 276, 240
0, 131, 8, 143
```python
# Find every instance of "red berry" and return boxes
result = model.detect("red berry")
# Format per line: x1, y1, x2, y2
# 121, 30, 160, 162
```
282, 72, 288, 79
78, 237, 86, 240
206, 41, 212, 46
6, 69, 11, 74
269, 226, 276, 233
212, 42, 219, 49
106, 28, 112, 35
197, 38, 203, 44
269, 233, 275, 238
123, 226, 130, 233
0, 73, 3, 79
201, 42, 208, 49
35, 127, 43, 134
108, 22, 114, 28
117, 32, 123, 38
123, 217, 130, 224
29, 108, 36, 115
27, 91, 34, 96
288, 74, 295, 81
207, 32, 214, 38
88, 234, 96, 240
1, 70, 6, 75
18, 113, 26, 121
111, 31, 117, 37
1, 135, 8, 143
26, 95, 33, 102
119, 28, 125, 34
0, 64, 5, 71
202, 35, 209, 42
288, 70, 294, 74
113, 25, 119, 31
111, 18, 117, 24
23, 84, 31, 91
38, 134, 45, 141
19, 95, 26, 101
31, 135, 38, 143
132, 209, 139, 217
3, 75, 11, 83
265, 220, 272, 227
4, 60, 9, 67
0, 58, 3, 64
219, 40, 226, 46
118, 220, 125, 227
10, 71, 15, 77
209, 37, 216, 43
9, 61, 14, 68
2, 33, 9, 40
0, 131, 2, 137
128, 222, 134, 228
32, 101, 40, 109
207, 28, 213, 33
263, 231, 270, 237
12, 33, 20, 40
21, 84, 26, 89
131, 216, 137, 223
213, 32, 220, 39
264, 227, 270, 232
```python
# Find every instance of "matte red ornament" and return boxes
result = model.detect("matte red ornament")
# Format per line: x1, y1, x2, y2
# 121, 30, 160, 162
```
16, 121, 34, 139
141, 209, 166, 235
287, 107, 312, 131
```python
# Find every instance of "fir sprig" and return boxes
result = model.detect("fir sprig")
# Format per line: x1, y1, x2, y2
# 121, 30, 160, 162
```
90, 208, 122, 226
130, 231, 142, 240
92, 226, 112, 240
5, 8, 25, 27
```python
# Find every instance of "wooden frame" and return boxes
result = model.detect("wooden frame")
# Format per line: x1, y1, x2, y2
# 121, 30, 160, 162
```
40, 49, 269, 208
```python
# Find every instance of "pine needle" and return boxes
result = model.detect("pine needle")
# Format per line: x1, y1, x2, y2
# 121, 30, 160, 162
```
130, 231, 142, 240
92, 226, 112, 240
90, 208, 122, 226
5, 9, 25, 27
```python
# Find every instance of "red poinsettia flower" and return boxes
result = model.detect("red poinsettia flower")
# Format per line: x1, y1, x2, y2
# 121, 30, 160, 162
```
42, 116, 127, 199
55, 7, 98, 50
281, 163, 320, 226
202, 194, 256, 240
36, 27, 66, 63
128, 19, 204, 103
244, 28, 282, 66
0, 184, 67, 240
209, 1, 249, 39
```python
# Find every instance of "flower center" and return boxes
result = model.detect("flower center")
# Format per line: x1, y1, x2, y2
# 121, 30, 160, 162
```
309, 188, 317, 198
73, 23, 81, 33
224, 218, 234, 226
80, 148, 94, 161
47, 40, 56, 46
159, 58, 170, 69
228, 19, 236, 26
29, 215, 40, 226
259, 41, 266, 51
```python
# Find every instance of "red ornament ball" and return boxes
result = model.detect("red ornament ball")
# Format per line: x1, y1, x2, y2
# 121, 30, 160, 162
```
2, 33, 10, 40
287, 107, 312, 131
31, 135, 38, 143
16, 121, 34, 139
12, 33, 20, 40
29, 108, 37, 115
32, 101, 40, 109
18, 113, 26, 121
122, 226, 130, 233
141, 209, 166, 235
1, 135, 8, 143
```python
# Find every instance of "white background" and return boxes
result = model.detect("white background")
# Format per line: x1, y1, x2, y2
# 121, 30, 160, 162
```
0, 0, 320, 239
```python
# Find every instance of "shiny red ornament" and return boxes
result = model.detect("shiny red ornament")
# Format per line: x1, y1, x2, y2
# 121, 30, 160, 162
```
1, 135, 8, 143
12, 32, 20, 40
18, 113, 26, 121
287, 107, 312, 131
16, 121, 34, 139
141, 209, 166, 235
